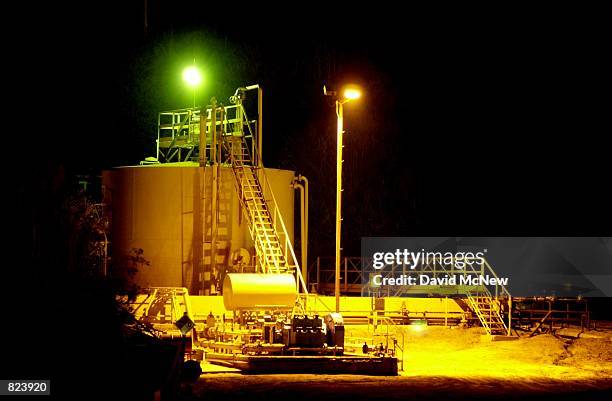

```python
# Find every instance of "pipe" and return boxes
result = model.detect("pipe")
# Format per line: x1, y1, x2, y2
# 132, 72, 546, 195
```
293, 182, 306, 287
199, 106, 207, 166
257, 87, 263, 167
244, 85, 263, 167
298, 175, 309, 287
210, 99, 218, 294
298, 175, 308, 252
292, 175, 309, 291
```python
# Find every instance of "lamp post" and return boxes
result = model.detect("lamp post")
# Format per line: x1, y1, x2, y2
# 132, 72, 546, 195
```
332, 85, 362, 313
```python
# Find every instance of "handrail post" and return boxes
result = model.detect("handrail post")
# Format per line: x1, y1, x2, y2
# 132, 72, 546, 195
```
344, 257, 348, 292
508, 297, 512, 336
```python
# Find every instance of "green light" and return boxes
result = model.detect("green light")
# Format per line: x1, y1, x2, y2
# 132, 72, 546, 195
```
182, 66, 203, 87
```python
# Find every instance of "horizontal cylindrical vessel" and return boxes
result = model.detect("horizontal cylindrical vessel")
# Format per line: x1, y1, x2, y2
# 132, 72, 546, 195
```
223, 274, 297, 311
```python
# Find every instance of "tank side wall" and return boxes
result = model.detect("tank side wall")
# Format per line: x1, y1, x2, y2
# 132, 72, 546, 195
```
103, 166, 296, 292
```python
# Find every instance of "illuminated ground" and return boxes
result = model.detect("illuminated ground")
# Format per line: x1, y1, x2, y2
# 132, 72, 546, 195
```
183, 325, 612, 400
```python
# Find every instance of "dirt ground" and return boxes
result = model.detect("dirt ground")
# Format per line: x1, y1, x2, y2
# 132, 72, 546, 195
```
184, 325, 612, 400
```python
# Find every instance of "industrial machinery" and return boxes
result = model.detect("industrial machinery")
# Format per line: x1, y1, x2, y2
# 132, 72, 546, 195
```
201, 273, 345, 358
116, 84, 397, 375
200, 311, 344, 356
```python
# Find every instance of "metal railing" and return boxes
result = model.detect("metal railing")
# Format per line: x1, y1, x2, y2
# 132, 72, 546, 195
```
311, 256, 511, 299
156, 104, 253, 163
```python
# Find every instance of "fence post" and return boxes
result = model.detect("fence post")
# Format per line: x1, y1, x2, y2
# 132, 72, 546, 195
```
316, 257, 320, 293
344, 257, 348, 292
445, 296, 448, 327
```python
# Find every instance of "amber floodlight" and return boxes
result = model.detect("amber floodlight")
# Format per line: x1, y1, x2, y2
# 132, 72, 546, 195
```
343, 86, 362, 101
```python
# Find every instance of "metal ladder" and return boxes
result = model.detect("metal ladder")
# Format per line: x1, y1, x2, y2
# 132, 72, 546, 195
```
224, 131, 308, 313
466, 293, 509, 335
230, 138, 288, 274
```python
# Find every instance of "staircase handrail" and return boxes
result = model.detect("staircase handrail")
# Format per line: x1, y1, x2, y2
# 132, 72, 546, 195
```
229, 106, 308, 295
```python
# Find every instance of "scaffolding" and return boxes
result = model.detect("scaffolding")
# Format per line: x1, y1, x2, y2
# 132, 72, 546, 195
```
152, 86, 307, 308
311, 256, 513, 336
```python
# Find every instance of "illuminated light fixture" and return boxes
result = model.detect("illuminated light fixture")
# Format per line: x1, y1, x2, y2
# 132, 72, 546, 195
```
182, 66, 203, 87
343, 86, 362, 101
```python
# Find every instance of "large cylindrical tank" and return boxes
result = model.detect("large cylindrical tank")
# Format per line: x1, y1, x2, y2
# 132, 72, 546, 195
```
101, 163, 295, 295
222, 273, 297, 310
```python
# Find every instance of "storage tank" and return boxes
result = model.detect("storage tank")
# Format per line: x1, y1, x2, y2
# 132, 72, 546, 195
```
102, 162, 295, 295
222, 273, 297, 311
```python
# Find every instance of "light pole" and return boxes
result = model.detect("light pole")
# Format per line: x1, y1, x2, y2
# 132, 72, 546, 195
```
329, 85, 362, 313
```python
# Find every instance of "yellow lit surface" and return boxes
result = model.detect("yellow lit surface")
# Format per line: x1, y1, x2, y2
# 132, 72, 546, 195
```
306, 295, 464, 315
222, 273, 297, 310
409, 323, 426, 333
343, 87, 362, 100
342, 325, 612, 379
195, 326, 612, 398
102, 164, 295, 293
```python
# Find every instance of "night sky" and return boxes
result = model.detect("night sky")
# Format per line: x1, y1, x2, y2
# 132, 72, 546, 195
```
2, 3, 610, 394
12, 3, 611, 261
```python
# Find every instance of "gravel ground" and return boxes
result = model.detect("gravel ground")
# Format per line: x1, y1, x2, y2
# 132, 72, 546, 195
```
183, 325, 612, 400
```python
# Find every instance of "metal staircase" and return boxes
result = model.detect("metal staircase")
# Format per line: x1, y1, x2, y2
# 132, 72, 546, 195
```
466, 259, 512, 336
231, 141, 287, 273
222, 89, 307, 296
466, 293, 509, 336
224, 110, 308, 313
363, 254, 512, 336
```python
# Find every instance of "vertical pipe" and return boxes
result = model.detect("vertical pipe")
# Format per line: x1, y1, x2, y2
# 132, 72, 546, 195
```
210, 100, 218, 294
294, 182, 306, 290
335, 100, 343, 313
180, 171, 184, 288
157, 112, 161, 161
508, 297, 512, 336
211, 99, 217, 165
218, 107, 225, 163
258, 87, 263, 167
199, 107, 207, 166
299, 175, 309, 287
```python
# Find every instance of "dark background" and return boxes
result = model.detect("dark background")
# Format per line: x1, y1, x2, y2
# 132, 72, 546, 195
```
2, 2, 610, 397
11, 2, 611, 260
